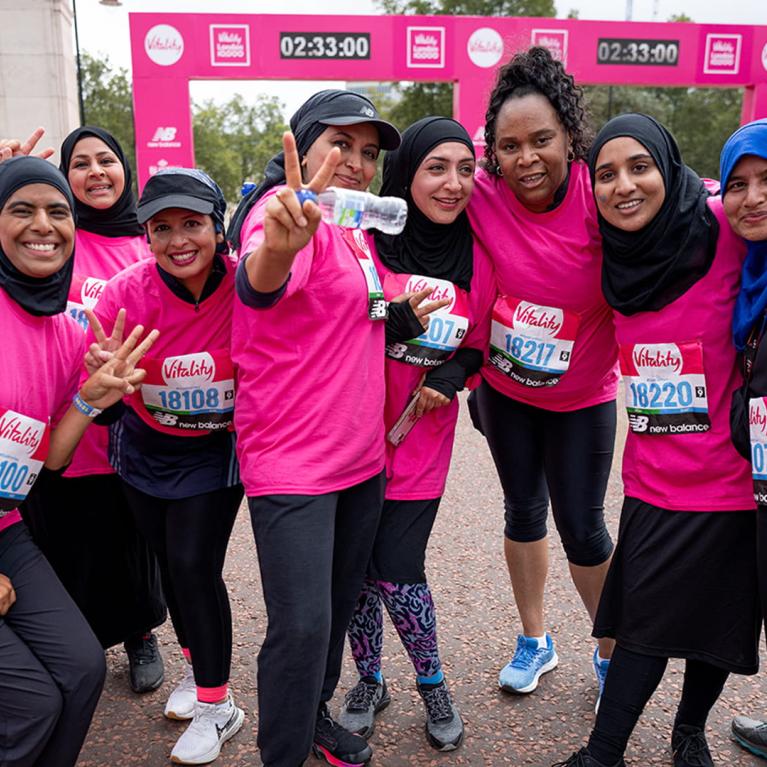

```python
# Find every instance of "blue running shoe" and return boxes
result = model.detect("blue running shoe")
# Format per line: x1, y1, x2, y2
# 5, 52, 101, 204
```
499, 634, 558, 693
593, 648, 610, 713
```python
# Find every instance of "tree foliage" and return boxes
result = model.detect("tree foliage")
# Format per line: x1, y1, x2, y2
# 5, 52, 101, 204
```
80, 52, 136, 175
80, 53, 287, 202
193, 94, 287, 202
584, 85, 742, 179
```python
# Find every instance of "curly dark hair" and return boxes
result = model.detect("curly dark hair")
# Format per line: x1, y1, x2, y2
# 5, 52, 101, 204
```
483, 46, 592, 174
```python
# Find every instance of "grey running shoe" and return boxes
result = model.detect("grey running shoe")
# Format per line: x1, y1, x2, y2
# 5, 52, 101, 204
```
417, 680, 464, 751
124, 631, 164, 694
338, 676, 390, 739
732, 716, 767, 760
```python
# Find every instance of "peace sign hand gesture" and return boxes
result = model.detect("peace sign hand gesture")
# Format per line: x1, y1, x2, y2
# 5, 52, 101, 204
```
0, 127, 55, 164
83, 308, 127, 375
79, 322, 159, 411
262, 131, 340, 259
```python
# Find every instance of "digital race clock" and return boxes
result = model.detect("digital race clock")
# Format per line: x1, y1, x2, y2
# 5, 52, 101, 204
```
279, 32, 371, 59
596, 38, 680, 66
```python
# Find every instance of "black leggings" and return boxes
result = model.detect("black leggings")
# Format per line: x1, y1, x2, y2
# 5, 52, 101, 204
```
122, 482, 242, 688
473, 381, 615, 566
587, 644, 729, 764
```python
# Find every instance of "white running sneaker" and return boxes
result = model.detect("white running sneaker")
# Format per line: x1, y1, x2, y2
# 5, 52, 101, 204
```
170, 695, 244, 765
164, 663, 197, 721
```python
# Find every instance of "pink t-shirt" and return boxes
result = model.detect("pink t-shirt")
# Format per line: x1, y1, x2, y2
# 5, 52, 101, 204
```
373, 242, 496, 500
91, 256, 236, 438
616, 197, 754, 512
0, 288, 85, 533
64, 230, 150, 477
232, 189, 386, 497
468, 161, 619, 412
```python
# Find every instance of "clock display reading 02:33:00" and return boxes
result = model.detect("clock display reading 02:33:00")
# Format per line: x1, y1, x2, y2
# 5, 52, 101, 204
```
279, 32, 371, 59
597, 38, 680, 66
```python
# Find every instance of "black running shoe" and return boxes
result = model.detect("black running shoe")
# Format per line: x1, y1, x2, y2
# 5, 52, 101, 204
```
672, 724, 714, 767
338, 675, 391, 738
551, 747, 626, 767
124, 631, 164, 694
313, 703, 373, 766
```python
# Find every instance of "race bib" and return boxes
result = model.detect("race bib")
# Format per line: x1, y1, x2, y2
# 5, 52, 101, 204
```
750, 397, 767, 504
140, 349, 235, 433
489, 297, 580, 387
342, 229, 387, 321
620, 341, 710, 435
383, 274, 469, 367
66, 274, 107, 331
0, 408, 50, 507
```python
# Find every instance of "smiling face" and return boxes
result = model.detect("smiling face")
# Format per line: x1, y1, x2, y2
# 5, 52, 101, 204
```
494, 93, 571, 213
67, 136, 126, 210
410, 142, 475, 225
0, 183, 75, 278
302, 123, 380, 191
723, 155, 767, 242
593, 136, 666, 232
146, 208, 222, 300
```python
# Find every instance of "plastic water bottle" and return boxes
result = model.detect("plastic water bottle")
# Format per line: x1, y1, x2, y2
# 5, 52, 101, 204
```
297, 187, 407, 234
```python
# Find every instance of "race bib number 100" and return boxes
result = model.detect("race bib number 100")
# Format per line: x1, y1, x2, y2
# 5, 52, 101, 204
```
620, 341, 710, 435
489, 297, 580, 387
0, 409, 49, 505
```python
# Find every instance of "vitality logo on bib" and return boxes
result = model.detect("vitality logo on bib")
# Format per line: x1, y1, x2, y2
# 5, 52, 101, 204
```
489, 296, 580, 387
383, 273, 469, 366
140, 350, 235, 433
67, 274, 108, 331
621, 341, 710, 435
0, 408, 50, 504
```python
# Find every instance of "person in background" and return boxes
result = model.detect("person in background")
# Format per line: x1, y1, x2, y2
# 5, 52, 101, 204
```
717, 119, 767, 762
467, 46, 618, 705
21, 126, 166, 695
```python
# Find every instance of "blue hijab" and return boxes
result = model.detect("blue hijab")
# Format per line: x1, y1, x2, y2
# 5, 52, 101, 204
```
721, 119, 767, 350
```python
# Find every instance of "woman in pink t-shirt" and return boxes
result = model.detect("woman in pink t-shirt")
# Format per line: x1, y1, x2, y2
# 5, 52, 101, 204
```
20, 126, 166, 694
554, 115, 759, 767
89, 167, 244, 766
0, 155, 156, 767
467, 46, 619, 703
338, 117, 495, 751
228, 90, 411, 767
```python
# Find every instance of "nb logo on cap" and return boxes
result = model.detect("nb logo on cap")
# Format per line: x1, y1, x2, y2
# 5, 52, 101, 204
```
360, 106, 375, 117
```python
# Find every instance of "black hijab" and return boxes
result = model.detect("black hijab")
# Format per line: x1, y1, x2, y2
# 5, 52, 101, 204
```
374, 117, 475, 292
0, 156, 76, 316
227, 89, 400, 250
588, 113, 717, 316
59, 126, 143, 238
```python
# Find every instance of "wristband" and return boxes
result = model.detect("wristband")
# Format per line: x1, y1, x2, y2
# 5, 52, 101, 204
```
73, 392, 103, 418
295, 189, 318, 205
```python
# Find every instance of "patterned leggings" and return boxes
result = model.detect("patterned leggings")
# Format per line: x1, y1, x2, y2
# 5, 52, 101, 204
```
347, 578, 442, 680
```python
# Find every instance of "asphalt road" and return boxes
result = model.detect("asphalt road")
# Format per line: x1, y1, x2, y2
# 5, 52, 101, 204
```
77, 388, 766, 766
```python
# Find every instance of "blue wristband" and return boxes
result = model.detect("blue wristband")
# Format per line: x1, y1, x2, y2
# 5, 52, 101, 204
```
295, 189, 318, 205
73, 392, 103, 418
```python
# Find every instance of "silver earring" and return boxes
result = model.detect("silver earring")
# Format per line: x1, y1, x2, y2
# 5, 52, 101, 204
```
496, 165, 504, 177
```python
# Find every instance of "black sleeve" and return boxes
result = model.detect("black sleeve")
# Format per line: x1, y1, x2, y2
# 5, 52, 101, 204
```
385, 300, 425, 345
235, 254, 289, 309
423, 347, 484, 401
93, 400, 126, 426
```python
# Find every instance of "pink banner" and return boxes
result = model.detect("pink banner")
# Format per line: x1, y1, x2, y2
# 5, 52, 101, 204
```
130, 13, 767, 187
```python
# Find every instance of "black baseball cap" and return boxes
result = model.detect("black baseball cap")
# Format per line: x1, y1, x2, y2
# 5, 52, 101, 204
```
137, 167, 226, 228
313, 92, 401, 150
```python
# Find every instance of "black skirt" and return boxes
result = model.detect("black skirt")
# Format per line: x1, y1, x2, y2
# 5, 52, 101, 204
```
594, 496, 761, 675
21, 471, 166, 648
